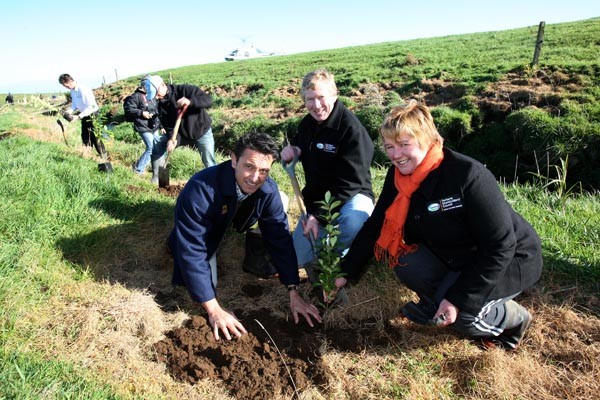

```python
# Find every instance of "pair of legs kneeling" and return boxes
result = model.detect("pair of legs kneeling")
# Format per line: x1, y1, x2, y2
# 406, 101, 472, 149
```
395, 245, 532, 350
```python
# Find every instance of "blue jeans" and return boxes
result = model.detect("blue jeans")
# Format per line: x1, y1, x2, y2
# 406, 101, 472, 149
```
293, 192, 374, 266
151, 128, 216, 168
134, 129, 159, 173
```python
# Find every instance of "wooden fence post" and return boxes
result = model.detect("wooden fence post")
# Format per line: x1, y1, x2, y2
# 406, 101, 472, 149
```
531, 21, 545, 67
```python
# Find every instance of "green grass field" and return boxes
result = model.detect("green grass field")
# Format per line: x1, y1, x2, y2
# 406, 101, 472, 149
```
1, 17, 599, 399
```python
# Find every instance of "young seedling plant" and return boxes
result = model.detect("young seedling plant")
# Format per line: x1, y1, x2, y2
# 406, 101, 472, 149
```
312, 191, 346, 308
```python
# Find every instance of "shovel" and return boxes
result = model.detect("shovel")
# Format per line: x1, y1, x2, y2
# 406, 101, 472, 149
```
282, 151, 349, 307
159, 104, 188, 188
56, 119, 70, 146
97, 152, 113, 173
281, 152, 314, 249
281, 154, 320, 274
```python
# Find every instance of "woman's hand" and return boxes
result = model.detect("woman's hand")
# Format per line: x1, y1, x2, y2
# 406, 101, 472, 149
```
302, 214, 320, 241
324, 277, 347, 303
433, 299, 459, 326
167, 138, 176, 152
176, 97, 191, 108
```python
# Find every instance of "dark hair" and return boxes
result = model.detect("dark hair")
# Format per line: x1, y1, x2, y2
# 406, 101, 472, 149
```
58, 74, 73, 84
233, 132, 279, 161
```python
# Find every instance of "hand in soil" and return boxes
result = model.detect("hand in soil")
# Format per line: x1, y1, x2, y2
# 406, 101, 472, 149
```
204, 299, 247, 340
289, 290, 322, 326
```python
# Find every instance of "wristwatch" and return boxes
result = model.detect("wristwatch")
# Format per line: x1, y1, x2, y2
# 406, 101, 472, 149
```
287, 284, 299, 292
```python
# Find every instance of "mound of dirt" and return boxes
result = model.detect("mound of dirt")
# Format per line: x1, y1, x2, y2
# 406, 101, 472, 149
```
153, 309, 331, 399
158, 183, 185, 198
153, 304, 404, 399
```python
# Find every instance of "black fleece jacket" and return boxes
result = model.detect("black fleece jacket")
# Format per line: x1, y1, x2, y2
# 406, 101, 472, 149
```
292, 99, 374, 219
157, 84, 212, 140
341, 148, 543, 315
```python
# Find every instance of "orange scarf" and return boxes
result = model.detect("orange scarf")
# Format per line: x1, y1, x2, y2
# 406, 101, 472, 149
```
375, 144, 444, 268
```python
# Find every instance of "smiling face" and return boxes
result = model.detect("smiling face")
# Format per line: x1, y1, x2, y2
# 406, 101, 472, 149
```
383, 134, 428, 175
303, 80, 338, 122
231, 148, 274, 194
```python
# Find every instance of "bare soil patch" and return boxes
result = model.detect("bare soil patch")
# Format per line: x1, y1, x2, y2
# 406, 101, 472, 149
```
153, 309, 330, 399
153, 305, 407, 399
158, 183, 186, 198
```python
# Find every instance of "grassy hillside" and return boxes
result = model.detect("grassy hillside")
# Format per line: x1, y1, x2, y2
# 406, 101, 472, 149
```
1, 18, 599, 399
92, 17, 600, 188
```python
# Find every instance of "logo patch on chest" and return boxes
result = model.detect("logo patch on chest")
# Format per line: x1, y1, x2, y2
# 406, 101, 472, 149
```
427, 195, 463, 214
315, 142, 337, 154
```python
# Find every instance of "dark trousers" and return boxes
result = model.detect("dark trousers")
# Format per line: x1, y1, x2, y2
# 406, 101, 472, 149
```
81, 115, 106, 156
394, 244, 517, 338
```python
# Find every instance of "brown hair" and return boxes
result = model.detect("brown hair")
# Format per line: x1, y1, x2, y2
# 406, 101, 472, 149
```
300, 69, 337, 101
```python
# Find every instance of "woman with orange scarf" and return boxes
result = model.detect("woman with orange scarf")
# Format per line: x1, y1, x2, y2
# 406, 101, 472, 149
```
333, 100, 542, 350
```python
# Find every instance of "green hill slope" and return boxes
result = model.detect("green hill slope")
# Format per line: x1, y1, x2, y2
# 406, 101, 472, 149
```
97, 17, 600, 188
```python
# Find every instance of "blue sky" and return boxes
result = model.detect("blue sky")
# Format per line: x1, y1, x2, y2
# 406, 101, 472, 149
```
1, 0, 598, 93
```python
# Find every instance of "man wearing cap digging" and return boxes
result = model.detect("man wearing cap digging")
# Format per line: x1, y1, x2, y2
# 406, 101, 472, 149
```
143, 75, 216, 184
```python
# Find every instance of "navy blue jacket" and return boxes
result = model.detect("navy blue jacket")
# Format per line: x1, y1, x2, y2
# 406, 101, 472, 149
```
123, 89, 160, 133
169, 161, 299, 303
342, 148, 543, 315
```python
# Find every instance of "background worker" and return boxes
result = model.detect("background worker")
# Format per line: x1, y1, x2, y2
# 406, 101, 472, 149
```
124, 80, 161, 174
169, 132, 321, 341
280, 68, 375, 278
143, 75, 216, 184
58, 73, 107, 157
333, 100, 543, 350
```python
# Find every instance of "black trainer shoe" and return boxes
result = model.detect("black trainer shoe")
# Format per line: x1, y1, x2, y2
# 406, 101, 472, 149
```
400, 299, 437, 325
480, 305, 532, 351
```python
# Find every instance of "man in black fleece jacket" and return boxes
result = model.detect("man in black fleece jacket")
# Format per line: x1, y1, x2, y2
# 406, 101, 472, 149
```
280, 69, 375, 276
144, 75, 216, 184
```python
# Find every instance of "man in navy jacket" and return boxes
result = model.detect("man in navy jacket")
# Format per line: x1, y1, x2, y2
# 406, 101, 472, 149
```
170, 132, 321, 340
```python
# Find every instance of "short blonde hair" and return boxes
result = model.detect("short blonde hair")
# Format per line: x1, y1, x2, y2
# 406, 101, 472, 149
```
380, 100, 444, 149
300, 69, 338, 101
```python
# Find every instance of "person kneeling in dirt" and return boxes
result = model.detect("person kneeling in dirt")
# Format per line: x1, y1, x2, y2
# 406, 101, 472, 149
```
329, 100, 543, 351
169, 132, 322, 341
143, 75, 216, 184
